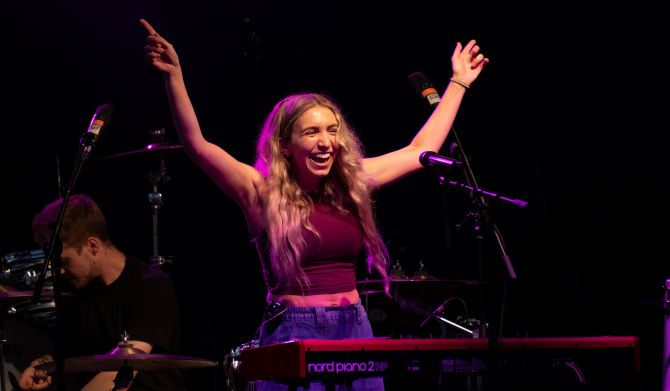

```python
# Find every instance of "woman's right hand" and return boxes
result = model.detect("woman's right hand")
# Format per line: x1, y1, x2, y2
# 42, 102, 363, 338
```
140, 18, 180, 76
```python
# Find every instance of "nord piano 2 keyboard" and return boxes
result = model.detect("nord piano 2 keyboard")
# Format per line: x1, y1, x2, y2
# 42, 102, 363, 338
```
233, 336, 640, 390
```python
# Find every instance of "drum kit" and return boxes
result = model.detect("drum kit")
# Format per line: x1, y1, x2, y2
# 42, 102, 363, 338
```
0, 289, 219, 391
0, 254, 217, 391
0, 132, 222, 391
1, 249, 58, 391
0, 285, 218, 391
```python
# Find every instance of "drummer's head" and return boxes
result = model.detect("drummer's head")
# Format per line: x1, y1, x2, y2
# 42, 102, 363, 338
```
32, 194, 112, 289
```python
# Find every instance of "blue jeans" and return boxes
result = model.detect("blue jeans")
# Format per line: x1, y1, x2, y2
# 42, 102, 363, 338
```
256, 302, 385, 391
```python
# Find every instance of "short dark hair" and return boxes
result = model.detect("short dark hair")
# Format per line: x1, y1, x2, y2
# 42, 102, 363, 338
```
32, 194, 110, 248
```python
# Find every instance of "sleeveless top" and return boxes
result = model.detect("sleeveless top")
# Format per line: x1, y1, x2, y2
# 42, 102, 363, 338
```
255, 203, 364, 296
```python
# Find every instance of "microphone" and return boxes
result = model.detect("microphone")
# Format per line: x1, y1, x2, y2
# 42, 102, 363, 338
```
419, 151, 462, 170
80, 104, 114, 159
408, 72, 440, 108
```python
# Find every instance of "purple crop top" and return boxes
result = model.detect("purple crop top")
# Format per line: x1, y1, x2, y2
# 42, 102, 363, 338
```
259, 203, 364, 296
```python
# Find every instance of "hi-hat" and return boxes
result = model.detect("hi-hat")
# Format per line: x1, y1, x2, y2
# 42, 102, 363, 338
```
35, 352, 218, 372
98, 142, 183, 160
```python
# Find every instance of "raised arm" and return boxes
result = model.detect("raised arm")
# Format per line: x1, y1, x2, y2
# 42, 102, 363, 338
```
140, 19, 263, 222
362, 40, 488, 188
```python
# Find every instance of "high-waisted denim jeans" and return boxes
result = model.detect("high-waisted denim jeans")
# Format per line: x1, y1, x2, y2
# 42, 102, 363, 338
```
255, 302, 385, 391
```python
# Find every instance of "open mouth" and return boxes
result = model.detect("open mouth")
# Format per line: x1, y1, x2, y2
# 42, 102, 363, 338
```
310, 152, 332, 164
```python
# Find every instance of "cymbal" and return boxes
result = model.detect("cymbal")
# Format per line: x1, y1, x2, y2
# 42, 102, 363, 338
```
0, 288, 64, 301
357, 276, 479, 286
356, 276, 479, 296
35, 352, 218, 372
98, 142, 183, 160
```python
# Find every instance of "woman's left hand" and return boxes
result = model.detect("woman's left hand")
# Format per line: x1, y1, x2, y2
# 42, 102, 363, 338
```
451, 39, 489, 86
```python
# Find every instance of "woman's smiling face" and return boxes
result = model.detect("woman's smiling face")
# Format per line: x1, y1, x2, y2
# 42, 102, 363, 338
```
284, 105, 340, 191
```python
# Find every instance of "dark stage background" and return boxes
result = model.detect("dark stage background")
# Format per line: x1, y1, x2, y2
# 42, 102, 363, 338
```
3, 1, 668, 389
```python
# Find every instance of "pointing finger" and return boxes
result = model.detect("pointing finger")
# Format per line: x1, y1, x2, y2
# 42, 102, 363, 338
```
139, 18, 158, 36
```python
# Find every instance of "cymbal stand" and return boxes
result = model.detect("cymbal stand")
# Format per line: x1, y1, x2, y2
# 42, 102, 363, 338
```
147, 153, 170, 266
111, 332, 138, 390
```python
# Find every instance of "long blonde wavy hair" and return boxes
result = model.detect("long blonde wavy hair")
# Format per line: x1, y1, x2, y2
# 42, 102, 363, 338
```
254, 93, 389, 294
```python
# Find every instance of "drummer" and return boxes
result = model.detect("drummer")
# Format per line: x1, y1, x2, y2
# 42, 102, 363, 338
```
18, 194, 186, 391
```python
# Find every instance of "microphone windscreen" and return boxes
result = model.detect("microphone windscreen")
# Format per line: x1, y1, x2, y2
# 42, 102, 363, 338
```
408, 72, 432, 95
95, 104, 115, 121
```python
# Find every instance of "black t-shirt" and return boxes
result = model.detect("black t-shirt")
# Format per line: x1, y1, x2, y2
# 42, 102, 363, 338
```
59, 255, 186, 390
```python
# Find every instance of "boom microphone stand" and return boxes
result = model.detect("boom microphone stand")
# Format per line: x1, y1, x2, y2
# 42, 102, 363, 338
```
427, 167, 526, 339
31, 104, 114, 391
409, 72, 525, 343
